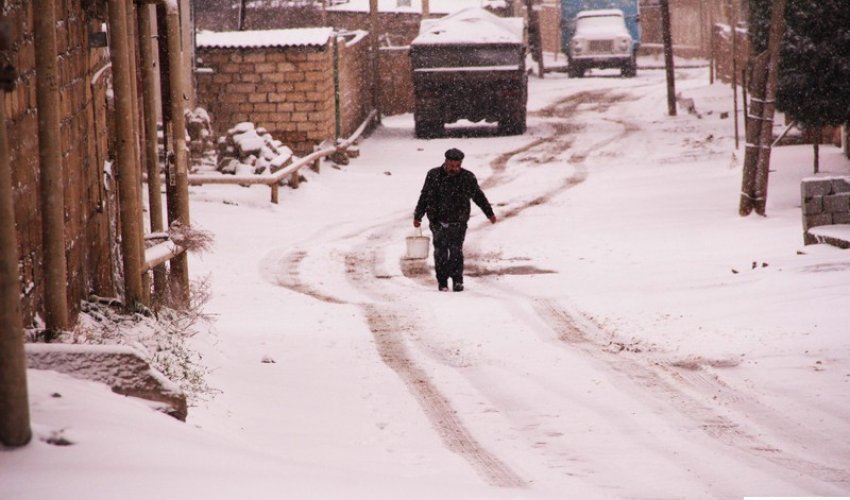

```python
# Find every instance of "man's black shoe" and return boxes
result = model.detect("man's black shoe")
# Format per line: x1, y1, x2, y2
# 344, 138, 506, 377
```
438, 283, 449, 292
453, 283, 464, 292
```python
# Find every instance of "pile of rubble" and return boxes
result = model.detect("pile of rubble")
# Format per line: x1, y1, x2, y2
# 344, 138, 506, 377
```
215, 122, 295, 176
186, 107, 217, 173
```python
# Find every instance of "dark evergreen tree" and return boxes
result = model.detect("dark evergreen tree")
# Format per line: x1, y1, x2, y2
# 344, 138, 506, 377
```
774, 0, 850, 171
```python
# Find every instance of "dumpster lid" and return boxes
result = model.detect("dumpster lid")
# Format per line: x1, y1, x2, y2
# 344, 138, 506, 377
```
412, 7, 524, 46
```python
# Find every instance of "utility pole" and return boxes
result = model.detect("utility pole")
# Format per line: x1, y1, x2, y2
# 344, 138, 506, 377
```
239, 0, 248, 30
0, 19, 31, 448
660, 0, 676, 116
525, 0, 545, 77
370, 0, 382, 123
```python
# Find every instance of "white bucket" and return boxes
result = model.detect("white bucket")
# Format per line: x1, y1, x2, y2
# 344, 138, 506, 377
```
405, 228, 430, 260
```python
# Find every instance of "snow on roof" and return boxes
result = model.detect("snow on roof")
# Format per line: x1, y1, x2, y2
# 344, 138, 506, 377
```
196, 27, 334, 49
412, 7, 524, 46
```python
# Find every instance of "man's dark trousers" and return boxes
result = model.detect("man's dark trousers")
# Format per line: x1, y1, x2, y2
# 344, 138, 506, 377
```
430, 222, 467, 286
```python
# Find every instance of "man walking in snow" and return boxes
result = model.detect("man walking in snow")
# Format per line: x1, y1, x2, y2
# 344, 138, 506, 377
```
414, 148, 497, 292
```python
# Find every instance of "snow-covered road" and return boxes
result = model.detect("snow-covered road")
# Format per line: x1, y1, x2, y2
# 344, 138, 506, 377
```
6, 65, 850, 499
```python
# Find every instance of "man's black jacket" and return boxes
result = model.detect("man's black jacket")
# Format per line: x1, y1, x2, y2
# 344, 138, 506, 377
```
414, 166, 494, 224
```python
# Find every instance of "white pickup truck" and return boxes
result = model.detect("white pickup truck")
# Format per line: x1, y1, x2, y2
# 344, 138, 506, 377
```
567, 9, 637, 78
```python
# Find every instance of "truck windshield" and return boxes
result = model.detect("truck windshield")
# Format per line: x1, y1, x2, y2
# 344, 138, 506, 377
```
576, 15, 624, 33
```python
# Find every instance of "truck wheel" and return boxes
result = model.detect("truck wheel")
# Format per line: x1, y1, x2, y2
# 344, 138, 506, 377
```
568, 64, 585, 78
621, 57, 637, 78
414, 120, 444, 139
499, 109, 526, 136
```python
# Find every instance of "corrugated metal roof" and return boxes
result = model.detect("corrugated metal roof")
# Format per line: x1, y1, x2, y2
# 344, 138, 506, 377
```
196, 27, 334, 49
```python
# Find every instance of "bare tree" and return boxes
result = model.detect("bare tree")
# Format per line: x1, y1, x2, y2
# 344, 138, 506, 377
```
739, 0, 787, 216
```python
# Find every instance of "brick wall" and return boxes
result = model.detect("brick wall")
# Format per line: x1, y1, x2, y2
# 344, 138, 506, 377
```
325, 11, 422, 46
196, 44, 336, 155
3, 0, 115, 324
801, 176, 850, 246
539, 4, 561, 55
711, 23, 749, 85
336, 33, 373, 137
378, 46, 414, 116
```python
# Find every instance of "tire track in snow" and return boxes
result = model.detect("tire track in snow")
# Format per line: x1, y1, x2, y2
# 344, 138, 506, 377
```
266, 88, 642, 490
363, 303, 527, 489
532, 298, 850, 486
270, 243, 527, 488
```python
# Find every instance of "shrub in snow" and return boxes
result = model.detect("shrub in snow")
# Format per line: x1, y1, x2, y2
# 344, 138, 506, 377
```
28, 278, 216, 404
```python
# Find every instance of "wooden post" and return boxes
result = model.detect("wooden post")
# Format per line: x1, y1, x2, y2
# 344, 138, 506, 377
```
125, 2, 150, 305
660, 0, 676, 116
709, 6, 715, 84
731, 8, 739, 149
159, 3, 191, 306
271, 183, 279, 204
752, 0, 787, 216
33, 0, 70, 331
138, 4, 167, 302
741, 68, 748, 125
108, 0, 146, 309
813, 141, 819, 175
0, 54, 32, 447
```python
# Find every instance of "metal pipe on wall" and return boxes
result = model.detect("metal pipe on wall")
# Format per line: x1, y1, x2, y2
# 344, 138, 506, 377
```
33, 0, 70, 331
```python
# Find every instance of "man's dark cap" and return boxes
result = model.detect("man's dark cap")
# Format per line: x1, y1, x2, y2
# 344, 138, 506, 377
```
444, 148, 465, 161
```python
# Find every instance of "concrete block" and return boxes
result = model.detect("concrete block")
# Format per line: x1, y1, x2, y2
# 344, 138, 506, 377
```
833, 212, 850, 224
803, 195, 823, 215
805, 213, 833, 228
824, 192, 850, 213
832, 177, 850, 194
27, 344, 187, 420
801, 178, 834, 198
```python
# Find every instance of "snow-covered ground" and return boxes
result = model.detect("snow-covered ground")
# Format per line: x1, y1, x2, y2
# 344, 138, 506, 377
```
4, 65, 850, 499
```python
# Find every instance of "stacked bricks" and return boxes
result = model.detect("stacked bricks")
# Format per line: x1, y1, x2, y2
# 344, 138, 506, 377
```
801, 176, 850, 246
4, 0, 114, 324
196, 43, 336, 156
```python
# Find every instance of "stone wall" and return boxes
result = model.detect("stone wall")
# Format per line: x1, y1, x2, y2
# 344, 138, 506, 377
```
3, 0, 115, 324
196, 43, 336, 155
801, 176, 850, 246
